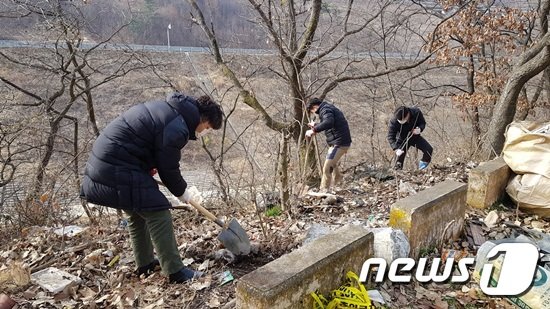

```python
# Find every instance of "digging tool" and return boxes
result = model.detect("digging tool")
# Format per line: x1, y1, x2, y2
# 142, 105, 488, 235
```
157, 180, 251, 255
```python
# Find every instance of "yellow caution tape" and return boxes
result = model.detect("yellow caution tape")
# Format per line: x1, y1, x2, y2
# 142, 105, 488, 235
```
311, 271, 372, 309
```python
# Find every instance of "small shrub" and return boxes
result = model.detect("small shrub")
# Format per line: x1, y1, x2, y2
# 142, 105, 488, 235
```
265, 205, 282, 217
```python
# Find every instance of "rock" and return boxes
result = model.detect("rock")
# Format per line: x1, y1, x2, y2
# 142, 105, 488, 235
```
532, 221, 545, 229
370, 228, 410, 264
250, 242, 261, 254
354, 198, 366, 207
324, 195, 338, 205
483, 210, 499, 228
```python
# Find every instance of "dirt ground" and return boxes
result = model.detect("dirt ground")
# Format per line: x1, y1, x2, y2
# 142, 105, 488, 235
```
1, 159, 549, 308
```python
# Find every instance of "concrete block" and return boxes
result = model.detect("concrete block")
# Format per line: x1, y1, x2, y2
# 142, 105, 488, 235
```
236, 225, 373, 309
467, 157, 511, 209
389, 180, 467, 258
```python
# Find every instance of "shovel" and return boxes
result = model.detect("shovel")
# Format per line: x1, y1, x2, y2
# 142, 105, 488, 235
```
157, 180, 251, 255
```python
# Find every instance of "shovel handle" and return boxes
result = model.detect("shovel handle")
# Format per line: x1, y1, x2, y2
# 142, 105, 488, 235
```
187, 199, 225, 228
155, 179, 225, 228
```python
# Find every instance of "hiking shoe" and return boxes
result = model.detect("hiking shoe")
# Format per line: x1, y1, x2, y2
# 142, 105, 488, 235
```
169, 267, 204, 283
419, 161, 429, 170
135, 259, 160, 277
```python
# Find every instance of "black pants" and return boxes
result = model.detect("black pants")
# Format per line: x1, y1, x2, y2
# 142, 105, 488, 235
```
396, 135, 433, 166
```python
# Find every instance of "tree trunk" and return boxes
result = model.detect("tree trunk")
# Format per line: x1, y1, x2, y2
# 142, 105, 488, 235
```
279, 132, 290, 211
29, 118, 61, 200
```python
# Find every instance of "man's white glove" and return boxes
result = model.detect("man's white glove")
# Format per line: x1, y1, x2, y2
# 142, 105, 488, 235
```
395, 149, 404, 156
308, 121, 316, 128
413, 127, 421, 135
305, 129, 315, 137
178, 186, 202, 204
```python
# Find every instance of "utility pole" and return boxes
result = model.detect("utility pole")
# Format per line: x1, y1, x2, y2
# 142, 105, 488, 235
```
167, 23, 171, 51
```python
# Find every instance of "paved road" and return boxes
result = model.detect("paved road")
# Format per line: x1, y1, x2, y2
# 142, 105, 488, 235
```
0, 39, 421, 60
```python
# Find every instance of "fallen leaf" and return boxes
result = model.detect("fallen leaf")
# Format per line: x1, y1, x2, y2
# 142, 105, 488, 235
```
190, 275, 212, 291
207, 294, 221, 308
198, 259, 210, 271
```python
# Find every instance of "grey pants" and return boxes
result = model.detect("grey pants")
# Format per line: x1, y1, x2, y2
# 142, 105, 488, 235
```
124, 209, 183, 275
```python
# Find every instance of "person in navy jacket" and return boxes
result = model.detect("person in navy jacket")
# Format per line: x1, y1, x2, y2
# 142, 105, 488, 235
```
387, 106, 433, 170
305, 98, 352, 192
81, 92, 223, 283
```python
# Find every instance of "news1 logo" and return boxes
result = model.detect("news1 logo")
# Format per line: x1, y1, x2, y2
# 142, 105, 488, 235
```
359, 242, 540, 296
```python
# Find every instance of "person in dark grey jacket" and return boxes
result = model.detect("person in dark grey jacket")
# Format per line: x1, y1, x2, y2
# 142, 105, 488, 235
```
305, 98, 352, 192
387, 106, 433, 170
81, 92, 223, 283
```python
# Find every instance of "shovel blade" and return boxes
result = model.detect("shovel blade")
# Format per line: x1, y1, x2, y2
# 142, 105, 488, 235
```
217, 218, 251, 256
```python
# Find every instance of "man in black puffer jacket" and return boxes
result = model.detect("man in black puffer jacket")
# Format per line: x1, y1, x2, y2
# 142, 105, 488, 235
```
387, 106, 433, 170
306, 98, 352, 192
81, 92, 223, 283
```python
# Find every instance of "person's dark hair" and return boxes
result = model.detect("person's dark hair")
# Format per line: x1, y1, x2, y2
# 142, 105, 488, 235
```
394, 106, 410, 120
307, 97, 323, 112
197, 95, 223, 130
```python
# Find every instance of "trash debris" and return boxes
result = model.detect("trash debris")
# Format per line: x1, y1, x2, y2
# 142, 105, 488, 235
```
507, 174, 550, 217
219, 270, 234, 286
31, 267, 82, 294
465, 221, 486, 247
311, 271, 371, 308
107, 255, 120, 268
182, 258, 195, 266
441, 249, 467, 263
503, 121, 550, 217
53, 225, 87, 237
367, 289, 386, 304
473, 239, 550, 308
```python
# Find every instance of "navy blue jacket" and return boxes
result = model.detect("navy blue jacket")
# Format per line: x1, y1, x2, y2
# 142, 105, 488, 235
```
387, 107, 426, 150
80, 92, 199, 211
313, 102, 352, 146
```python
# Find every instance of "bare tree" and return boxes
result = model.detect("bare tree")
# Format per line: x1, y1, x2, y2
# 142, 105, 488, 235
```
423, 0, 537, 155
186, 0, 440, 206
0, 0, 154, 224
483, 0, 550, 157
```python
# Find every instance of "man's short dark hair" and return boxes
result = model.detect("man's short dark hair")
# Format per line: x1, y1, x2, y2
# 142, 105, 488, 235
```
394, 106, 410, 120
197, 95, 223, 130
307, 97, 323, 112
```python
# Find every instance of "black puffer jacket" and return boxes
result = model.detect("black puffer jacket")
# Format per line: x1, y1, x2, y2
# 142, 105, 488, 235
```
387, 106, 426, 150
80, 92, 199, 211
313, 102, 352, 146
